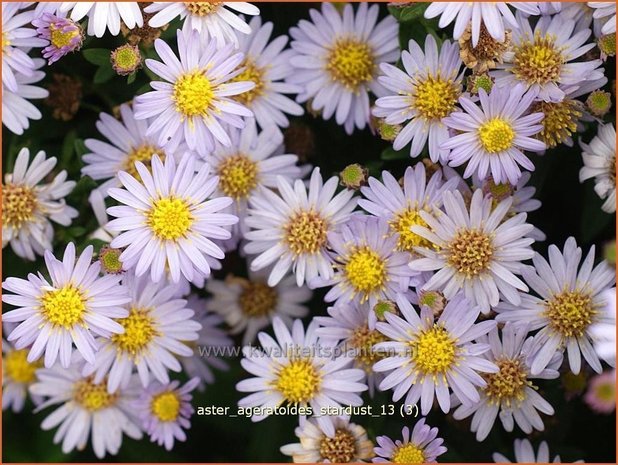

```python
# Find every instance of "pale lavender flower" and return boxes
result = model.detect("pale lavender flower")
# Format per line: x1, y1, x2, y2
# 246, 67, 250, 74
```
588, 2, 616, 34
590, 288, 616, 367
373, 418, 447, 463
579, 123, 616, 214
493, 438, 583, 463
33, 13, 83, 65
58, 2, 143, 38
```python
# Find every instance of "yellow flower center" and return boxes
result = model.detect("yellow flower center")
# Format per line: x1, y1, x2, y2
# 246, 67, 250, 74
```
513, 33, 564, 85
217, 154, 259, 200
124, 144, 159, 178
349, 326, 387, 372
319, 428, 358, 463
184, 1, 221, 16
274, 359, 321, 404
326, 39, 375, 91
173, 71, 214, 119
40, 285, 87, 328
344, 246, 387, 300
595, 380, 616, 402
598, 33, 616, 56
238, 280, 278, 317
111, 307, 160, 357
412, 75, 460, 121
531, 99, 582, 148
99, 247, 124, 274
478, 118, 515, 153
2, 183, 38, 229
73, 377, 118, 411
230, 59, 265, 105
412, 325, 456, 377
544, 290, 596, 339
447, 229, 494, 277
151, 391, 181, 422
284, 210, 328, 255
392, 443, 426, 464
4, 349, 41, 384
49, 23, 80, 49
390, 207, 432, 252
147, 197, 193, 241
483, 356, 532, 407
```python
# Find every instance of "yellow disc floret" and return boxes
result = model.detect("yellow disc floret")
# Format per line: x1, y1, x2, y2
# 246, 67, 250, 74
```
392, 443, 426, 464
532, 99, 582, 148
319, 428, 358, 463
49, 24, 80, 49
147, 197, 193, 241
238, 280, 278, 317
544, 290, 596, 339
111, 307, 160, 357
512, 33, 564, 85
412, 75, 460, 121
151, 391, 181, 421
326, 39, 375, 91
390, 207, 432, 252
478, 118, 516, 153
173, 71, 214, 119
124, 144, 159, 178
274, 359, 321, 404
412, 325, 456, 377
217, 154, 259, 199
483, 356, 532, 407
184, 2, 221, 16
230, 59, 265, 105
4, 349, 41, 384
344, 246, 386, 300
447, 229, 494, 277
284, 210, 328, 255
40, 285, 87, 328
74, 377, 118, 411
2, 183, 38, 229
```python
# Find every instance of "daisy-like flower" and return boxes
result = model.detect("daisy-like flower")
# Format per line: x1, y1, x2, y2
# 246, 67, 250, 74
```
584, 371, 616, 414
280, 416, 374, 463
3, 148, 78, 261
82, 272, 201, 392
58, 2, 143, 38
2, 58, 48, 135
2, 243, 130, 368
236, 317, 367, 437
579, 123, 616, 214
206, 269, 311, 346
317, 215, 418, 315
145, 2, 259, 48
493, 438, 582, 463
492, 11, 604, 102
134, 29, 254, 158
33, 13, 83, 65
374, 293, 498, 415
441, 84, 546, 185
453, 324, 560, 441
230, 17, 303, 129
359, 163, 458, 254
2, 338, 42, 412
30, 359, 143, 459
496, 237, 616, 375
206, 122, 302, 247
106, 153, 238, 283
134, 377, 199, 451
373, 419, 447, 463
244, 168, 357, 287
315, 302, 387, 394
588, 2, 616, 34
409, 189, 535, 313
373, 35, 464, 161
590, 288, 616, 367
288, 2, 399, 134
178, 295, 233, 391
2, 3, 46, 92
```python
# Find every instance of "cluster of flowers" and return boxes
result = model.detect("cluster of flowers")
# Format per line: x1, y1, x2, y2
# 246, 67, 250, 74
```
2, 1, 616, 463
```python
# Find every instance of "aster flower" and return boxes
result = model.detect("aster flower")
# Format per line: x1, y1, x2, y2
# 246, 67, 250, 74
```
178, 295, 233, 391
206, 122, 303, 247
316, 215, 418, 316
2, 338, 42, 412
134, 377, 199, 451
2, 58, 48, 135
3, 148, 78, 261
315, 302, 387, 394
588, 2, 616, 34
206, 269, 311, 346
58, 2, 143, 38
590, 288, 616, 367
106, 153, 238, 283
492, 11, 604, 102
493, 438, 582, 463
244, 167, 357, 287
33, 13, 83, 65
374, 293, 498, 415
409, 189, 535, 313
453, 324, 560, 441
496, 237, 616, 375
359, 163, 458, 254
373, 35, 464, 161
288, 3, 399, 134
236, 317, 367, 437
441, 84, 546, 185
134, 29, 254, 158
30, 359, 142, 459
373, 418, 447, 463
2, 3, 46, 92
2, 242, 130, 368
579, 123, 616, 214
82, 272, 201, 392
280, 416, 374, 463
584, 371, 616, 414
145, 2, 259, 48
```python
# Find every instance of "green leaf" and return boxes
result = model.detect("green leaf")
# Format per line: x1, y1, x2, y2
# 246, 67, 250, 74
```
398, 3, 428, 22
60, 130, 77, 165
127, 72, 137, 84
381, 146, 408, 160
74, 138, 88, 157
82, 48, 110, 66
93, 64, 115, 84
